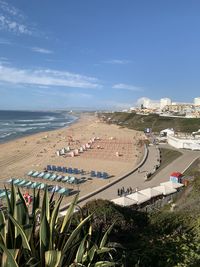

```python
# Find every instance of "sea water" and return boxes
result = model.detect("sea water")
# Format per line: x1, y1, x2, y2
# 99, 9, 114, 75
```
0, 110, 78, 143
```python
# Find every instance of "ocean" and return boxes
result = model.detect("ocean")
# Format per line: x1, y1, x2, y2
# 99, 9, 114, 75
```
0, 110, 78, 143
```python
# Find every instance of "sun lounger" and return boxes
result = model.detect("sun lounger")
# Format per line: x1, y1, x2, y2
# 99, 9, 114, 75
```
0, 191, 7, 198
38, 172, 45, 178
58, 188, 70, 196
7, 178, 14, 183
90, 171, 96, 177
47, 165, 52, 171
32, 171, 40, 177
13, 179, 21, 185
52, 165, 56, 171
49, 174, 57, 181
17, 180, 27, 187
50, 185, 61, 193
37, 183, 45, 190
30, 182, 39, 189
68, 168, 73, 174
35, 182, 42, 189
55, 175, 64, 182
73, 168, 79, 174
24, 181, 32, 188
21, 181, 30, 187
62, 167, 67, 173
62, 176, 70, 182
56, 166, 62, 172
43, 173, 52, 179
102, 172, 108, 179
96, 172, 102, 178
27, 170, 34, 176
68, 176, 78, 184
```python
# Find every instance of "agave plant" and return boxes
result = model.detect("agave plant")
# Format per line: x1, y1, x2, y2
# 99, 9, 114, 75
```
0, 183, 117, 266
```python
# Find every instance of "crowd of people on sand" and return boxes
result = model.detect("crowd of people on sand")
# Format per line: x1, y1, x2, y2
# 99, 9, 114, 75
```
117, 186, 134, 196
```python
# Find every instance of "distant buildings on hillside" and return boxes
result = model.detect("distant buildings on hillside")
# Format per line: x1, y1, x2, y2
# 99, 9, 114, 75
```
129, 97, 200, 118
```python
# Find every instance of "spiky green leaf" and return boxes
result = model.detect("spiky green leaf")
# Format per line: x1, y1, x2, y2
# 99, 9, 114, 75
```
41, 187, 49, 222
75, 234, 88, 263
45, 250, 61, 267
40, 214, 50, 265
0, 210, 6, 243
60, 193, 79, 233
49, 196, 63, 249
93, 261, 116, 267
100, 222, 115, 248
8, 214, 31, 251
0, 243, 19, 267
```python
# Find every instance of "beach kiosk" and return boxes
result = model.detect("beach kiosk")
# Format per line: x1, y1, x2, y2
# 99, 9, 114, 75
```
169, 172, 183, 183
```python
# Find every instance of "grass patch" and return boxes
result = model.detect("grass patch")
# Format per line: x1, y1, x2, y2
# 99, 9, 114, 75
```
175, 158, 200, 214
100, 112, 200, 133
159, 148, 182, 170
147, 148, 182, 180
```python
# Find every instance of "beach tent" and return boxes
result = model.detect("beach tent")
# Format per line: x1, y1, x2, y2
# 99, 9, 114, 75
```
27, 170, 34, 176
152, 185, 177, 196
43, 173, 52, 179
128, 192, 151, 204
49, 174, 57, 181
62, 176, 70, 182
58, 188, 70, 196
139, 188, 162, 198
169, 172, 183, 183
160, 181, 184, 189
38, 172, 45, 178
111, 196, 137, 207
74, 149, 79, 155
32, 171, 40, 177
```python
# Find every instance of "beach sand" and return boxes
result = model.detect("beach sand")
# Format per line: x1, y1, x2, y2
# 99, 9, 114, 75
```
0, 113, 145, 204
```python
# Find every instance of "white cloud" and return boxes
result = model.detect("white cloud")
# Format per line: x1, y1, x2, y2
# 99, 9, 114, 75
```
0, 64, 101, 89
112, 83, 143, 92
103, 59, 131, 64
0, 38, 11, 45
31, 47, 53, 54
0, 1, 32, 35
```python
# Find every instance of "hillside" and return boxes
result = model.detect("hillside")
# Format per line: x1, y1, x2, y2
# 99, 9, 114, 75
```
100, 112, 200, 133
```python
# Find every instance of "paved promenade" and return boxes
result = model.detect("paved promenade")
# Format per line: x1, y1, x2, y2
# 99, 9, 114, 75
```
80, 145, 200, 206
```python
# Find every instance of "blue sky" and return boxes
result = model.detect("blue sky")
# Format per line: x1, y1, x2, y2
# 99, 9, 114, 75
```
0, 0, 200, 110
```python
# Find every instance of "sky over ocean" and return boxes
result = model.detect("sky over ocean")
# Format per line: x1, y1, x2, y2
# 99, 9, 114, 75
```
0, 0, 200, 110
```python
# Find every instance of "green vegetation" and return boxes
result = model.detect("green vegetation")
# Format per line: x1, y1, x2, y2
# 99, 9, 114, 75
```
2, 182, 200, 266
100, 112, 200, 133
0, 185, 118, 267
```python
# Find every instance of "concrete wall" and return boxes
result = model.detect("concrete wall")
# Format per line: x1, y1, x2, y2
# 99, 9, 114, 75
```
168, 135, 200, 150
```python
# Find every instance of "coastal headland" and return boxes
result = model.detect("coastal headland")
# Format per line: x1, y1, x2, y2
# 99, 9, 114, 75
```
0, 113, 145, 203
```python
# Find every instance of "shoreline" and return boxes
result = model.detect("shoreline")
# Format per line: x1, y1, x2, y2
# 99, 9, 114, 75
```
0, 113, 145, 205
0, 111, 79, 145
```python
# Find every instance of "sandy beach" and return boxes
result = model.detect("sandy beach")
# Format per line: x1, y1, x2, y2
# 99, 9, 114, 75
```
0, 113, 145, 203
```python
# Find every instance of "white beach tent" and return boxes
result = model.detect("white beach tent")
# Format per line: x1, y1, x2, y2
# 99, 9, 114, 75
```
160, 181, 184, 189
111, 196, 137, 207
139, 188, 162, 198
152, 185, 177, 196
128, 192, 151, 204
